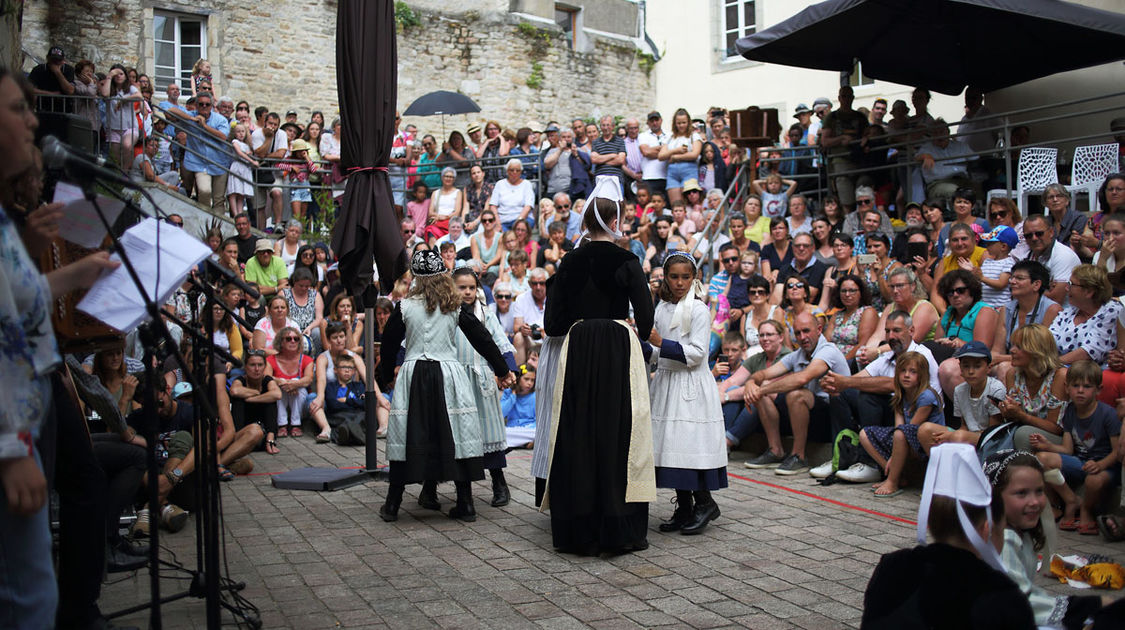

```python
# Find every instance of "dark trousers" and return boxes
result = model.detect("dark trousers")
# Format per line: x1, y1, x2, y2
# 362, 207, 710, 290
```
829, 388, 894, 437
643, 178, 667, 201
91, 435, 147, 543
231, 397, 277, 444
48, 375, 107, 628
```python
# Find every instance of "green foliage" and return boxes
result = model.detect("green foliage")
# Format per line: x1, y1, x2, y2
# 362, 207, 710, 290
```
395, 2, 421, 29
636, 51, 658, 77
526, 62, 544, 89
517, 21, 553, 60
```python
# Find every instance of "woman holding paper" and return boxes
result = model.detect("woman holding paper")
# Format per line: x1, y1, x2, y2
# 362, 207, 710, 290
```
0, 65, 118, 629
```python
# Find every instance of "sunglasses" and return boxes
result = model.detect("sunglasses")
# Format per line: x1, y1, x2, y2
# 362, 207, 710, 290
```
402, 229, 413, 235
482, 218, 496, 224
197, 102, 212, 107
722, 256, 740, 263
495, 294, 512, 299
558, 204, 570, 209
529, 281, 546, 286
946, 286, 970, 297
283, 336, 300, 342
839, 287, 860, 294
857, 199, 873, 205
747, 288, 768, 295
787, 282, 805, 289
989, 211, 1008, 220
1024, 229, 1046, 240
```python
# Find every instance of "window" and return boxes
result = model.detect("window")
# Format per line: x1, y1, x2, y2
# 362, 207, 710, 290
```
850, 60, 874, 87
153, 11, 207, 93
721, 0, 756, 60
555, 5, 577, 49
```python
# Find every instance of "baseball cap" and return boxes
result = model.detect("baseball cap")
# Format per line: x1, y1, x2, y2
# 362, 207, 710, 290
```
981, 225, 1018, 249
793, 104, 811, 118
543, 123, 561, 133
47, 46, 64, 59
812, 97, 832, 111
255, 238, 275, 253
646, 111, 661, 120
286, 109, 298, 116
953, 340, 991, 362
172, 382, 193, 399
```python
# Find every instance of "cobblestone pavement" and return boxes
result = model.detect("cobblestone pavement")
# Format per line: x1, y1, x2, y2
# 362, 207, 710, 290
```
100, 438, 1122, 629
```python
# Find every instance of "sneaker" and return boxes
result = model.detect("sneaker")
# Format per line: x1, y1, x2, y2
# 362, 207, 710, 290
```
836, 462, 883, 483
775, 454, 809, 476
132, 508, 150, 538
161, 504, 189, 533
809, 460, 835, 479
743, 450, 785, 469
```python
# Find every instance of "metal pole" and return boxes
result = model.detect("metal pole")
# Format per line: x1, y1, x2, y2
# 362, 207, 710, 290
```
1003, 116, 1013, 202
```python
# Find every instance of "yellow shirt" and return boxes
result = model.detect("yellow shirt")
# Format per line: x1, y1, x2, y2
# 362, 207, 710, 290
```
746, 215, 771, 244
940, 246, 987, 274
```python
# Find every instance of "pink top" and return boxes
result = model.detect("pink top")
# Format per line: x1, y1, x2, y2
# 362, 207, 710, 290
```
407, 198, 431, 237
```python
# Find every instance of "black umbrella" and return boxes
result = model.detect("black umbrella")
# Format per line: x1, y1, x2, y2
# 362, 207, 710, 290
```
403, 90, 481, 140
331, 0, 406, 302
735, 0, 1125, 95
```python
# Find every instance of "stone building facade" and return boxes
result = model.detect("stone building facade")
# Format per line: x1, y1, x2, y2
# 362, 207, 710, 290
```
19, 0, 656, 134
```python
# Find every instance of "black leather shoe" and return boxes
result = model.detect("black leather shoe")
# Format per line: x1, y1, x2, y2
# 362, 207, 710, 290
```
448, 502, 477, 522
115, 537, 150, 557
658, 505, 694, 532
418, 481, 441, 510
490, 477, 510, 507
107, 545, 148, 573
379, 500, 400, 522
680, 501, 720, 536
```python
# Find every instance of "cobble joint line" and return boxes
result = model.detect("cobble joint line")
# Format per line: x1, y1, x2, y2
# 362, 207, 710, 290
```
102, 440, 1115, 629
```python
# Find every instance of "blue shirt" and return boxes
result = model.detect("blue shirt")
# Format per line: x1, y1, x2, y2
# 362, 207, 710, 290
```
501, 389, 536, 428
183, 110, 232, 175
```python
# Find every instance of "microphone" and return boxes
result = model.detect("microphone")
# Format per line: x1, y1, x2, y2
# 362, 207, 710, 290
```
42, 135, 139, 188
205, 259, 261, 300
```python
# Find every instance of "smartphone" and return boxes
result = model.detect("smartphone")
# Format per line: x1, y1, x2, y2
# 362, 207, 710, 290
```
907, 241, 929, 261
987, 395, 1004, 405
716, 354, 728, 365
857, 254, 877, 265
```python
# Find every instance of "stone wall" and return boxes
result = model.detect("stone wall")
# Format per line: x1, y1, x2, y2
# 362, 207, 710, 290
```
20, 1, 655, 137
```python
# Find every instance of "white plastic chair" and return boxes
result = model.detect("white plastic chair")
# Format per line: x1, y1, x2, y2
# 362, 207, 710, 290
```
986, 147, 1058, 213
1066, 143, 1118, 212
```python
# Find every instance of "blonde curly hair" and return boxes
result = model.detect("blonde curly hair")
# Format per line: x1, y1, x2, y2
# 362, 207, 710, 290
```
406, 274, 461, 314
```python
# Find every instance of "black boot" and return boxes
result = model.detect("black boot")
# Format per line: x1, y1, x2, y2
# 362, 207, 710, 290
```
418, 480, 441, 510
380, 483, 404, 522
489, 469, 510, 507
659, 490, 694, 532
681, 490, 720, 536
448, 481, 477, 522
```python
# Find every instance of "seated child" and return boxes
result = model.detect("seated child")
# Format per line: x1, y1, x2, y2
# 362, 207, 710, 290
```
502, 364, 536, 449
327, 354, 366, 446
1031, 360, 1121, 535
927, 341, 1005, 446
859, 351, 945, 497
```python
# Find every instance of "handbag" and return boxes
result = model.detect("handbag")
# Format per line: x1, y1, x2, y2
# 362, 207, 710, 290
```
976, 421, 1018, 462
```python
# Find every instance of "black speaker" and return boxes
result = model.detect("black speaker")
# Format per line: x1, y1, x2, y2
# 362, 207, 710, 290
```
36, 111, 97, 154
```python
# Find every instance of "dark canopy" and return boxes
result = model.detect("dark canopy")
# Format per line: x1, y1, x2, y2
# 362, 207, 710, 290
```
331, 0, 407, 303
404, 90, 481, 117
735, 0, 1125, 95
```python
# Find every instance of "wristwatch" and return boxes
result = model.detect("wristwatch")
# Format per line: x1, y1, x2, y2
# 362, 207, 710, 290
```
165, 468, 183, 485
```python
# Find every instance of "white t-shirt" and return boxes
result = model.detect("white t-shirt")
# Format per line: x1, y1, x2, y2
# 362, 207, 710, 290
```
638, 129, 669, 179
251, 128, 288, 156
666, 132, 703, 165
436, 231, 472, 252
511, 291, 545, 329
1031, 242, 1080, 287
487, 179, 536, 224
953, 377, 1006, 432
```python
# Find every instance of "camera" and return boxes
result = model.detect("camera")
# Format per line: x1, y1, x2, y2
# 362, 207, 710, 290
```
530, 324, 543, 341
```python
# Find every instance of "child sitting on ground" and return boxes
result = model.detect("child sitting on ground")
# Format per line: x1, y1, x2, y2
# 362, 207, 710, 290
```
859, 351, 945, 497
327, 354, 366, 446
502, 364, 537, 449
1031, 360, 1121, 535
926, 341, 1005, 446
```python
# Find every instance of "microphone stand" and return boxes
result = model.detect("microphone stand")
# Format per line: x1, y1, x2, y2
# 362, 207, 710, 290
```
75, 177, 258, 628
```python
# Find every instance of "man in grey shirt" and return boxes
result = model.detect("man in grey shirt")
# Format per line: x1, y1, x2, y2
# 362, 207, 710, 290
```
742, 312, 850, 475
543, 126, 577, 198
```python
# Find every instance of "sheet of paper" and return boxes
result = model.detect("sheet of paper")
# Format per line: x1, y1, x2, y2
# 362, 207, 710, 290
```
77, 217, 212, 331
52, 181, 126, 249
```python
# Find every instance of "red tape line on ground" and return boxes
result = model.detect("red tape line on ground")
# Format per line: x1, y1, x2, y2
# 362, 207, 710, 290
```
727, 471, 917, 526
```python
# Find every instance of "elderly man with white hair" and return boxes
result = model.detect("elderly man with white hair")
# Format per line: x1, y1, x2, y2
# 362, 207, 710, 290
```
550, 191, 583, 241
487, 158, 536, 230
511, 267, 548, 365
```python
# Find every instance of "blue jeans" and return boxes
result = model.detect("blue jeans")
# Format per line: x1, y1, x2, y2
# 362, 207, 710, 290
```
723, 401, 760, 446
0, 441, 58, 629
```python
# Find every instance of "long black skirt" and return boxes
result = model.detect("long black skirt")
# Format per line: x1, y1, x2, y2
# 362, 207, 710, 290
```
388, 360, 484, 485
548, 320, 648, 554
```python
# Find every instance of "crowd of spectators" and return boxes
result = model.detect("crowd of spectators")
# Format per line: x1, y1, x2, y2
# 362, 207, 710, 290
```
14, 43, 1125, 627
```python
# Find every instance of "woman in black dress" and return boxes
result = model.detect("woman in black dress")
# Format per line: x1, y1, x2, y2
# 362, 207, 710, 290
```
540, 179, 656, 555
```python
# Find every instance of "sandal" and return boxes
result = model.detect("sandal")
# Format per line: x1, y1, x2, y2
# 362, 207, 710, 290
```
1097, 515, 1125, 542
217, 465, 235, 482
1059, 517, 1081, 531
315, 431, 330, 444
290, 427, 304, 438
1078, 522, 1100, 535
277, 427, 289, 438
266, 440, 280, 455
